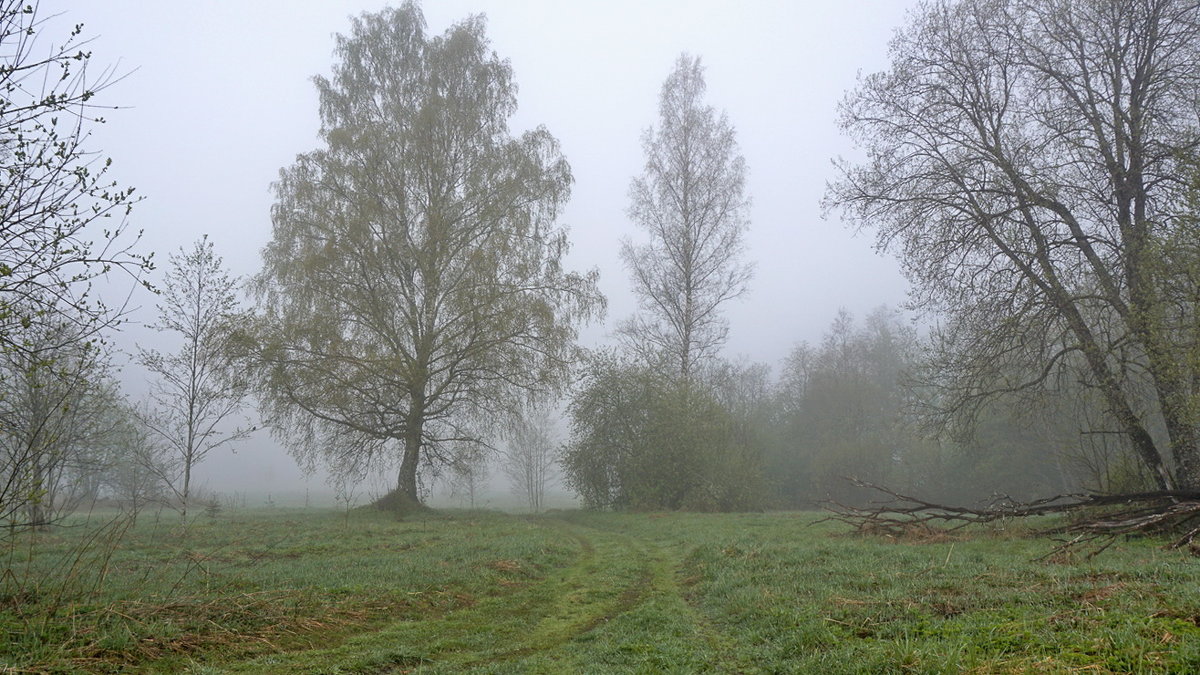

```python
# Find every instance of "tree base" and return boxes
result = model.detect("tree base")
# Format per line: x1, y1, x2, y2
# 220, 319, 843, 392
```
370, 488, 431, 516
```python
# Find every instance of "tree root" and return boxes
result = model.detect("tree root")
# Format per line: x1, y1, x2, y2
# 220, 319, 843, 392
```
369, 488, 432, 516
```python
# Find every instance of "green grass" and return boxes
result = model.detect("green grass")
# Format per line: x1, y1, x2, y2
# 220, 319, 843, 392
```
3, 507, 1200, 673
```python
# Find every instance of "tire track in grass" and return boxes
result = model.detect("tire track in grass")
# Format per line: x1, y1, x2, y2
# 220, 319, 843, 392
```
417, 515, 667, 672
448, 519, 657, 671
215, 515, 659, 674
522, 516, 740, 674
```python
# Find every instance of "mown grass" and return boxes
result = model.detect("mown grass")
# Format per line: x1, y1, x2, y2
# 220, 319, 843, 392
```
1, 508, 578, 672
3, 507, 1199, 673
575, 512, 1200, 673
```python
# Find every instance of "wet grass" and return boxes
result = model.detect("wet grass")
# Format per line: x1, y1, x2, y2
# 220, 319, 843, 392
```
3, 508, 1200, 672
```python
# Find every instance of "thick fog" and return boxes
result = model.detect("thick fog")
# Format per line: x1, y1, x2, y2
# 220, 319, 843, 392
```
54, 0, 918, 502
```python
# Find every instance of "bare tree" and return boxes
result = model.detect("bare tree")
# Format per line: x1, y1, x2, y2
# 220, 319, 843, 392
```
620, 54, 752, 380
447, 447, 488, 510
248, 4, 603, 511
827, 0, 1200, 490
503, 409, 558, 513
138, 236, 251, 521
0, 1, 150, 352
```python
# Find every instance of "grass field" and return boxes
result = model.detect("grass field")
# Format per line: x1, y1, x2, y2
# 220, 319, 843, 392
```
3, 507, 1200, 673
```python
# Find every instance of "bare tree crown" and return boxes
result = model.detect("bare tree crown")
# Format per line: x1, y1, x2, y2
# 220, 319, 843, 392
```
827, 0, 1200, 489
621, 54, 752, 380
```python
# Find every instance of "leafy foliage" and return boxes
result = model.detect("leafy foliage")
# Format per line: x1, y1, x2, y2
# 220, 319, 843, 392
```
0, 319, 124, 532
768, 307, 927, 506
249, 3, 602, 507
563, 353, 764, 511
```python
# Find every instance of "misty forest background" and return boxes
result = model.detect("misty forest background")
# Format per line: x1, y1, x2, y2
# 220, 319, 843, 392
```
4, 0, 1200, 538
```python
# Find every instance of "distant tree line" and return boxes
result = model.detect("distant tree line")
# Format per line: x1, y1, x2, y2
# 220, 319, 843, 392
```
563, 304, 1140, 511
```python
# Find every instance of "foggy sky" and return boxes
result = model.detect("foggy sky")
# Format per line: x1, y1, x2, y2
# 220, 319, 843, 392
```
51, 0, 919, 499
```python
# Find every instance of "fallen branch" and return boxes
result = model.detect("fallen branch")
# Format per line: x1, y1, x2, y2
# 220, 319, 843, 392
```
818, 478, 1200, 559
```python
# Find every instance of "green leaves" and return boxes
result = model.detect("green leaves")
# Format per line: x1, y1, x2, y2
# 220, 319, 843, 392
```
251, 3, 602, 502
563, 354, 764, 512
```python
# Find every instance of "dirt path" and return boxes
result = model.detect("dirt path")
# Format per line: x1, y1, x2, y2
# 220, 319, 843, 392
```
218, 514, 724, 674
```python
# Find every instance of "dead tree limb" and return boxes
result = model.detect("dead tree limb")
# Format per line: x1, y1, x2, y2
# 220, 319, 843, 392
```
818, 478, 1200, 558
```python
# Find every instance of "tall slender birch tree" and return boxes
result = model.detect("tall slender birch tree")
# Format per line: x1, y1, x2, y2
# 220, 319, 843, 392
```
139, 236, 250, 520
620, 54, 752, 381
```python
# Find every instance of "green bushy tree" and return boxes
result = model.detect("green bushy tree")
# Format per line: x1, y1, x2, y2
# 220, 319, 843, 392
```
563, 352, 764, 511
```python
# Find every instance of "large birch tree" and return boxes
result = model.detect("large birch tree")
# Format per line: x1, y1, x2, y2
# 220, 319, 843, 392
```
250, 3, 602, 509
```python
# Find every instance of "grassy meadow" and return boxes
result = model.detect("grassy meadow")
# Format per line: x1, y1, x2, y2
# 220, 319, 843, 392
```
2, 507, 1199, 673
